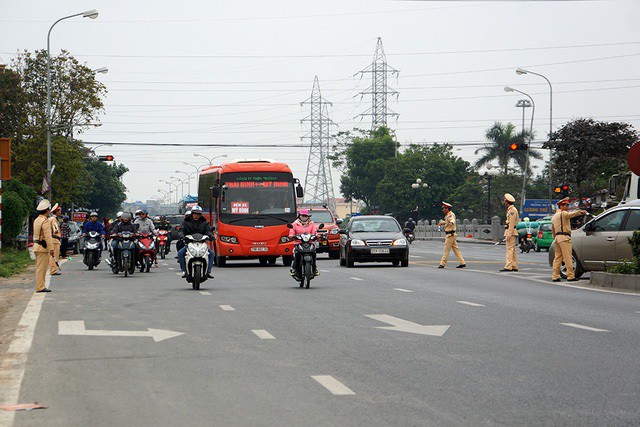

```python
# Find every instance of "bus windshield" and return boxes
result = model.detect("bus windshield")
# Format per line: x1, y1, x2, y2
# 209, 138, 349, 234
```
219, 172, 296, 225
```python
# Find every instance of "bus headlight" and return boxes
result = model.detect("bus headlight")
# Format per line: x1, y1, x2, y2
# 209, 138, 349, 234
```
280, 236, 290, 243
220, 235, 238, 244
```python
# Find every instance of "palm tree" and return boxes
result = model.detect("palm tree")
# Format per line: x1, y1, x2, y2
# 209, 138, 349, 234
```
475, 122, 541, 175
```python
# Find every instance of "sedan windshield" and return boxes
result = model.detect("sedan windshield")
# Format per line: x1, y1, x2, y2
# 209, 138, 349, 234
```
351, 218, 400, 233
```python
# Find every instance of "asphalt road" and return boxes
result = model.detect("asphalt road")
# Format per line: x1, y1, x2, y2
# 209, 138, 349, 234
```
7, 241, 640, 426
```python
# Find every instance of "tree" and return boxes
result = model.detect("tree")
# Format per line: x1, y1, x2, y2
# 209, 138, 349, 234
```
82, 160, 129, 217
475, 122, 540, 175
1, 179, 36, 246
546, 119, 637, 200
0, 67, 27, 141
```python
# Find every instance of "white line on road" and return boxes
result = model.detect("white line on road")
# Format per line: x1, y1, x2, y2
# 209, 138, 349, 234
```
252, 329, 275, 340
199, 291, 211, 296
168, 267, 176, 270
457, 301, 485, 307
410, 255, 422, 258
162, 263, 169, 266
219, 305, 235, 311
311, 375, 355, 396
394, 288, 414, 293
320, 269, 329, 273
560, 322, 609, 332
175, 272, 182, 276
350, 277, 364, 281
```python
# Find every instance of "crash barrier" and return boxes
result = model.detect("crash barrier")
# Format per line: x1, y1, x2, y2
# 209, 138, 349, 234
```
413, 216, 502, 242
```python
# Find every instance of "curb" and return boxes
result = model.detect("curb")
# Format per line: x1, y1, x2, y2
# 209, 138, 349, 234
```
590, 271, 640, 292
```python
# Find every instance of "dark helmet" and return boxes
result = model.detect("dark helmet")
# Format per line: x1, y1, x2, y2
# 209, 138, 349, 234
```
408, 217, 414, 221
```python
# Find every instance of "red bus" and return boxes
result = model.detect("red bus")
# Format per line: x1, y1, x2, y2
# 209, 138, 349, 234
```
197, 159, 304, 267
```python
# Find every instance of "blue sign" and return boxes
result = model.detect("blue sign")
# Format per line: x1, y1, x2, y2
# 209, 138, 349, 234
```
521, 199, 559, 219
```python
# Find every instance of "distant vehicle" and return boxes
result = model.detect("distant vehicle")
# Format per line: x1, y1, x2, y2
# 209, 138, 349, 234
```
166, 215, 183, 240
548, 203, 640, 278
532, 220, 553, 252
299, 206, 342, 259
339, 215, 409, 267
68, 221, 82, 254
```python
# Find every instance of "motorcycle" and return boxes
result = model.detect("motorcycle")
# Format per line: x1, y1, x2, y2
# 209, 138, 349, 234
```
403, 228, 415, 244
83, 231, 102, 270
157, 230, 169, 259
112, 231, 137, 277
137, 232, 156, 273
520, 225, 534, 253
184, 233, 211, 290
288, 223, 324, 289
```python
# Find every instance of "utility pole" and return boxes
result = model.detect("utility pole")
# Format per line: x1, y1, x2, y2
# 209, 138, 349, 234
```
301, 76, 336, 212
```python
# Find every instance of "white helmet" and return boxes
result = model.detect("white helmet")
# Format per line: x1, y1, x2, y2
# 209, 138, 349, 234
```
191, 206, 203, 213
116, 211, 123, 218
134, 209, 142, 216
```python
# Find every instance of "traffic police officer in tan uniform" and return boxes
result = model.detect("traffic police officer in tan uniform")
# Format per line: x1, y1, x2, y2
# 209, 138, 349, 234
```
551, 197, 587, 282
500, 193, 519, 272
33, 199, 54, 292
437, 202, 466, 269
49, 203, 62, 275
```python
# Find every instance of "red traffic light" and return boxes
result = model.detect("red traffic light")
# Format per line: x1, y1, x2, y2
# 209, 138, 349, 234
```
561, 184, 569, 191
509, 143, 518, 150
509, 143, 528, 151
98, 155, 114, 161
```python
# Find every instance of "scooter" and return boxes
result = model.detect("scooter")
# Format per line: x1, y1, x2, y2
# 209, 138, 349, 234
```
83, 231, 102, 270
157, 230, 169, 259
288, 223, 324, 289
403, 228, 415, 244
113, 231, 137, 277
137, 232, 156, 273
520, 225, 534, 253
184, 233, 211, 290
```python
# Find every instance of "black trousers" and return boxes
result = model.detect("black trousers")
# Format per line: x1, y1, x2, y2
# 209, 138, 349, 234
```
60, 238, 69, 257
294, 251, 317, 276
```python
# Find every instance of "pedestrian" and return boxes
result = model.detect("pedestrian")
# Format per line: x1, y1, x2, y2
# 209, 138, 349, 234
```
437, 202, 466, 269
551, 197, 588, 282
33, 199, 54, 292
49, 203, 62, 276
60, 215, 71, 258
500, 193, 520, 272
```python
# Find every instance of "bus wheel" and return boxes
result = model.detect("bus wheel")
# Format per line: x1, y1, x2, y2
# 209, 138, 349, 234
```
268, 257, 277, 265
259, 257, 268, 266
217, 255, 226, 267
282, 255, 293, 267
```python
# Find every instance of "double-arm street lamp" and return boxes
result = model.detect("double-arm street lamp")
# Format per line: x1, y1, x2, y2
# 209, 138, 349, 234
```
46, 9, 99, 199
411, 178, 429, 219
160, 179, 179, 205
171, 176, 187, 202
193, 153, 228, 166
481, 166, 499, 224
174, 170, 197, 195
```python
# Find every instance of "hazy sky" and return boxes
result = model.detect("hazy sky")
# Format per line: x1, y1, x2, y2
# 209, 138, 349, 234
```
2, 0, 639, 202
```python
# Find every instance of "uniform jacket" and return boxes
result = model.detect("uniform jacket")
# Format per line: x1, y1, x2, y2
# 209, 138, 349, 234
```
289, 219, 317, 237
504, 205, 520, 238
442, 211, 457, 234
50, 216, 62, 243
83, 220, 106, 235
134, 217, 156, 235
179, 215, 214, 239
33, 214, 54, 253
551, 210, 583, 243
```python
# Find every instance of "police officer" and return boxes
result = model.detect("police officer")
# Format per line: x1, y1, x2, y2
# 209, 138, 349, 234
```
500, 193, 520, 272
49, 203, 62, 276
551, 197, 587, 282
437, 202, 466, 269
33, 200, 54, 292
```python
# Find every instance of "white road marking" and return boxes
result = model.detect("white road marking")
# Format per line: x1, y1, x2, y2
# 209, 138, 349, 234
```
175, 272, 182, 276
58, 321, 184, 342
320, 269, 329, 273
311, 375, 355, 396
410, 255, 422, 258
199, 291, 211, 296
394, 288, 414, 293
560, 322, 609, 332
636, 311, 640, 314
457, 300, 485, 307
252, 329, 275, 340
350, 277, 364, 281
168, 267, 176, 270
365, 314, 450, 336
162, 263, 169, 266
219, 305, 235, 311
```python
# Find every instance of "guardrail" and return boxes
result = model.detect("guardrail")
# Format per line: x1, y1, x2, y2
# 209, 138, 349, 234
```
413, 216, 502, 241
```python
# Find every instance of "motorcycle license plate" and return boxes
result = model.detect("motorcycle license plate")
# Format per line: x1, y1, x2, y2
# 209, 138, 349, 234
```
250, 247, 268, 252
371, 248, 390, 254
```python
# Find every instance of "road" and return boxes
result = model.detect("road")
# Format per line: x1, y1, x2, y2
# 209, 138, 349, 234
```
4, 241, 640, 426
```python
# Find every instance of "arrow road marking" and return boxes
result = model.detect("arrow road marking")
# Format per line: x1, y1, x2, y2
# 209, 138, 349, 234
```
457, 301, 485, 307
252, 329, 275, 340
350, 277, 364, 281
560, 322, 609, 332
58, 321, 184, 342
311, 375, 355, 396
219, 305, 235, 311
365, 314, 450, 336
394, 288, 414, 293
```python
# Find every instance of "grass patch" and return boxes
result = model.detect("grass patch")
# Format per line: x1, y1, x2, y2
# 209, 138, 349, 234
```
0, 248, 34, 278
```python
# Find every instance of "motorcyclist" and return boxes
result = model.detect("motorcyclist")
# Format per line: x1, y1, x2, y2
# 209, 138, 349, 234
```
134, 210, 157, 266
156, 215, 173, 254
178, 206, 215, 279
175, 210, 191, 254
110, 212, 138, 266
404, 217, 416, 232
289, 209, 318, 280
82, 212, 106, 259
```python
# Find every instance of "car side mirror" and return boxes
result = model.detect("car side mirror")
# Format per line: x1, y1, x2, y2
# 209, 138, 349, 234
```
584, 222, 593, 232
338, 229, 347, 235
336, 218, 343, 225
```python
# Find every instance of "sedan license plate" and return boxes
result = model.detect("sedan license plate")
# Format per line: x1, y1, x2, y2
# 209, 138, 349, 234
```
370, 248, 390, 254
250, 247, 269, 252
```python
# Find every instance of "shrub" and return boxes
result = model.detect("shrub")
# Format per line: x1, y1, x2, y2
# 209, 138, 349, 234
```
2, 191, 28, 246
605, 259, 639, 275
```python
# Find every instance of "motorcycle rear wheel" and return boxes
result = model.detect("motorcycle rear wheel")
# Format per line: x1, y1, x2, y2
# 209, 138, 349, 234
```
87, 253, 94, 270
193, 264, 201, 290
160, 247, 166, 259
145, 257, 152, 272
124, 259, 129, 277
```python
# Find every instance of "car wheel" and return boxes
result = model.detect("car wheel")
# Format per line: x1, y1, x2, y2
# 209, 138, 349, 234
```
401, 255, 409, 267
346, 250, 354, 268
560, 252, 584, 279
339, 248, 346, 266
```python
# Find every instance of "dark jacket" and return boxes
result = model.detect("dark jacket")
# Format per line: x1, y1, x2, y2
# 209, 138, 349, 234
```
83, 220, 106, 235
404, 220, 416, 231
112, 221, 137, 235
179, 215, 214, 239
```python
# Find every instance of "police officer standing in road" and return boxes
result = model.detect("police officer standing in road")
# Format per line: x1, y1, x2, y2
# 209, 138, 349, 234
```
551, 197, 588, 282
500, 193, 520, 272
33, 200, 54, 292
437, 202, 466, 269
49, 203, 62, 276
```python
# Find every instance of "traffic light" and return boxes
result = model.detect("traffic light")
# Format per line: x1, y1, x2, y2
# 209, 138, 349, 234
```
509, 143, 528, 151
98, 155, 114, 161
554, 186, 562, 194
561, 183, 570, 198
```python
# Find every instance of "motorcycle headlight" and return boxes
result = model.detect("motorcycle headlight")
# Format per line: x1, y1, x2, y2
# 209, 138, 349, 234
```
393, 238, 407, 246
87, 243, 99, 249
329, 228, 339, 235
351, 239, 365, 247
220, 235, 238, 244
302, 234, 311, 243
149, 242, 155, 249
138, 242, 145, 249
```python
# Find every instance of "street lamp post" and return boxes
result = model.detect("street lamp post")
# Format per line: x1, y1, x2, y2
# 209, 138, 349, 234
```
174, 170, 196, 195
183, 162, 209, 192
171, 176, 186, 202
193, 153, 228, 166
411, 178, 429, 219
481, 166, 500, 224
46, 9, 99, 200
516, 67, 553, 211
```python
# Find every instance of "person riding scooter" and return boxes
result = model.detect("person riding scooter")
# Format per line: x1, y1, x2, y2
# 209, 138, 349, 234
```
289, 209, 318, 280
404, 217, 416, 232
110, 212, 138, 265
82, 212, 106, 260
178, 206, 215, 279
156, 215, 172, 254
134, 210, 158, 266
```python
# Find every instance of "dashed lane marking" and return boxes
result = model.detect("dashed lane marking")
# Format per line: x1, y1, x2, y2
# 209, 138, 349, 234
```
409, 255, 421, 258
457, 300, 485, 307
162, 263, 169, 266
175, 272, 182, 276
219, 305, 235, 311
320, 269, 329, 273
252, 329, 275, 340
168, 267, 176, 270
560, 322, 609, 332
394, 288, 414, 293
199, 291, 211, 296
311, 375, 355, 396
350, 277, 364, 281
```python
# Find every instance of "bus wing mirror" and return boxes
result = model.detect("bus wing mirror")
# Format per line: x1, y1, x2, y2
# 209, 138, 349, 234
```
210, 187, 220, 199
296, 184, 304, 198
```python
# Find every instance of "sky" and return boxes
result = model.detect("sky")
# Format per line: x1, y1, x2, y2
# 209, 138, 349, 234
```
2, 0, 639, 203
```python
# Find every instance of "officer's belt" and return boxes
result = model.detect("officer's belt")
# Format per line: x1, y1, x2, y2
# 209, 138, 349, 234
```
556, 232, 571, 236
34, 239, 47, 248
53, 235, 61, 240
445, 230, 456, 236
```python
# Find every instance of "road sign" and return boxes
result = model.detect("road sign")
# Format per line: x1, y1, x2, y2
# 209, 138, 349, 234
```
521, 199, 559, 219
627, 142, 640, 176
72, 212, 87, 223
58, 321, 184, 342
365, 314, 450, 336
0, 138, 10, 180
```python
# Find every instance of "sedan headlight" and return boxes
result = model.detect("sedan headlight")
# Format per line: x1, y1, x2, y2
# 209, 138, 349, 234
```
220, 235, 238, 244
350, 239, 366, 247
393, 238, 407, 246
329, 228, 339, 235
